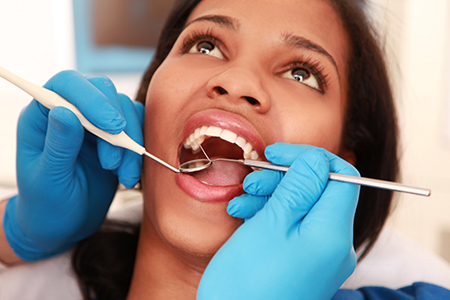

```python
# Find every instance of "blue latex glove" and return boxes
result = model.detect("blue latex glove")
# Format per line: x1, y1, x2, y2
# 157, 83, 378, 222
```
198, 143, 361, 300
3, 70, 144, 261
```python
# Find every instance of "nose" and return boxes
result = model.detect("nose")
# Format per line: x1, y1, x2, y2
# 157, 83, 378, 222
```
206, 65, 271, 113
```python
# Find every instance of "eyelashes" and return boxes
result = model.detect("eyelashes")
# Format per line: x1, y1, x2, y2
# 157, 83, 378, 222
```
286, 57, 330, 93
180, 28, 330, 93
181, 28, 223, 55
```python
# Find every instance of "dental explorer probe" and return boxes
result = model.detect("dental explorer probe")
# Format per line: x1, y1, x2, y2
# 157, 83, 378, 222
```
0, 66, 179, 173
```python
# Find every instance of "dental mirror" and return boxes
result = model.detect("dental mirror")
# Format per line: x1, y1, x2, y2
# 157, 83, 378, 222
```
179, 158, 212, 173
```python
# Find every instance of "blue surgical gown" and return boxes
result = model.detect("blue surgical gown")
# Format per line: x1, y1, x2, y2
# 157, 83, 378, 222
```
333, 282, 450, 300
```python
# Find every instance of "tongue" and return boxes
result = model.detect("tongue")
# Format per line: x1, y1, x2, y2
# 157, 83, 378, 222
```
191, 160, 251, 186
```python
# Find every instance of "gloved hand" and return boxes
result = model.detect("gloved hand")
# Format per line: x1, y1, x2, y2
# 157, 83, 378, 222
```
197, 143, 361, 300
3, 70, 144, 261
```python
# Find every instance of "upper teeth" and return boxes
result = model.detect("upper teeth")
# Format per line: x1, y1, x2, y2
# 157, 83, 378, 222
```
183, 125, 259, 160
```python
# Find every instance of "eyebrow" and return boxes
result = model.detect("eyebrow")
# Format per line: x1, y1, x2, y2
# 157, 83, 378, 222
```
282, 33, 341, 81
184, 14, 240, 31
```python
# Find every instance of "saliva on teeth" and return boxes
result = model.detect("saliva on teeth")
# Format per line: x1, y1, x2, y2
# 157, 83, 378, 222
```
184, 125, 259, 160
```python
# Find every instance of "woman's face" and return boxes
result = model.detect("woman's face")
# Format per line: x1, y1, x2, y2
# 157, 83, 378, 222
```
142, 0, 350, 259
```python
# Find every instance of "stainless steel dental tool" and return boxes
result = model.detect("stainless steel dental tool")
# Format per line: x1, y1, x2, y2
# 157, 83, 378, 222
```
0, 66, 431, 197
178, 146, 431, 197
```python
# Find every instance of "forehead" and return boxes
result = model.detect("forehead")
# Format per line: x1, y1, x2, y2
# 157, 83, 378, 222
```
187, 0, 349, 82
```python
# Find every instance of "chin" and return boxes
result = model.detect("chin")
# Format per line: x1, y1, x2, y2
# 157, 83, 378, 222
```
160, 212, 242, 258
142, 164, 244, 259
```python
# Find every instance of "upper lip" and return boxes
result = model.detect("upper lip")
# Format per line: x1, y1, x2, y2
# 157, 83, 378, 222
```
179, 109, 266, 160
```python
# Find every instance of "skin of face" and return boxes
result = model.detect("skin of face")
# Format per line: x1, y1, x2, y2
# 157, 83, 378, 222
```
137, 0, 351, 280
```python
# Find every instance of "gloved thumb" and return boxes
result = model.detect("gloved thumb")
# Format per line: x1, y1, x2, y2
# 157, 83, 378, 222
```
262, 145, 330, 226
39, 106, 85, 177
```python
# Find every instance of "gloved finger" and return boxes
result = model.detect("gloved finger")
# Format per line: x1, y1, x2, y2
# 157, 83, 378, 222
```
242, 169, 283, 196
115, 95, 144, 188
85, 75, 124, 114
242, 143, 313, 196
323, 152, 360, 223
86, 76, 125, 170
43, 70, 125, 134
39, 107, 85, 184
16, 100, 50, 152
264, 142, 317, 165
296, 155, 360, 283
302, 153, 360, 240
265, 144, 359, 225
263, 146, 330, 225
227, 194, 268, 219
96, 138, 122, 170
16, 105, 85, 204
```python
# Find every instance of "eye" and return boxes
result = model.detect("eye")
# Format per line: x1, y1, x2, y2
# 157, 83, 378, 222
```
188, 40, 224, 59
282, 67, 319, 90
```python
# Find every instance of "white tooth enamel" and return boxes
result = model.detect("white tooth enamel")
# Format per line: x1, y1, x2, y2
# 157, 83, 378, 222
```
197, 135, 206, 145
184, 137, 192, 149
194, 128, 201, 139
250, 150, 259, 160
192, 144, 200, 152
200, 126, 208, 136
220, 130, 237, 143
206, 126, 223, 137
189, 134, 196, 144
235, 136, 247, 149
243, 142, 253, 155
183, 126, 260, 161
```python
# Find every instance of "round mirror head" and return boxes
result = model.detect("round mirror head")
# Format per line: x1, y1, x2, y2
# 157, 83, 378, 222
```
179, 158, 212, 173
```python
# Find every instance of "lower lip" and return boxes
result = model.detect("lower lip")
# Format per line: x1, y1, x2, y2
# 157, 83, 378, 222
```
175, 173, 244, 202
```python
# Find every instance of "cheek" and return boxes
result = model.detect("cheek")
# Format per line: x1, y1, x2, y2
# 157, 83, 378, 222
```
273, 96, 345, 153
147, 56, 212, 104
145, 65, 179, 121
144, 62, 188, 154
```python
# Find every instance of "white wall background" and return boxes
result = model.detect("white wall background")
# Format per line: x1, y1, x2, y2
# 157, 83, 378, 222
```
380, 0, 450, 263
0, 0, 449, 262
0, 0, 142, 188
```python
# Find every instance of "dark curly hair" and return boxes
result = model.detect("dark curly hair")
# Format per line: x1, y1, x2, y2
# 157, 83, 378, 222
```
72, 0, 399, 299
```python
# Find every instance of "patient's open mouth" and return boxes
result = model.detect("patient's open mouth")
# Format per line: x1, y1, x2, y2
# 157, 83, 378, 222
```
179, 125, 260, 186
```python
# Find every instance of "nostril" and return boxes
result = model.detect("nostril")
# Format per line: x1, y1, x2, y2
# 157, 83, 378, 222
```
216, 86, 228, 95
211, 86, 260, 106
244, 96, 259, 106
